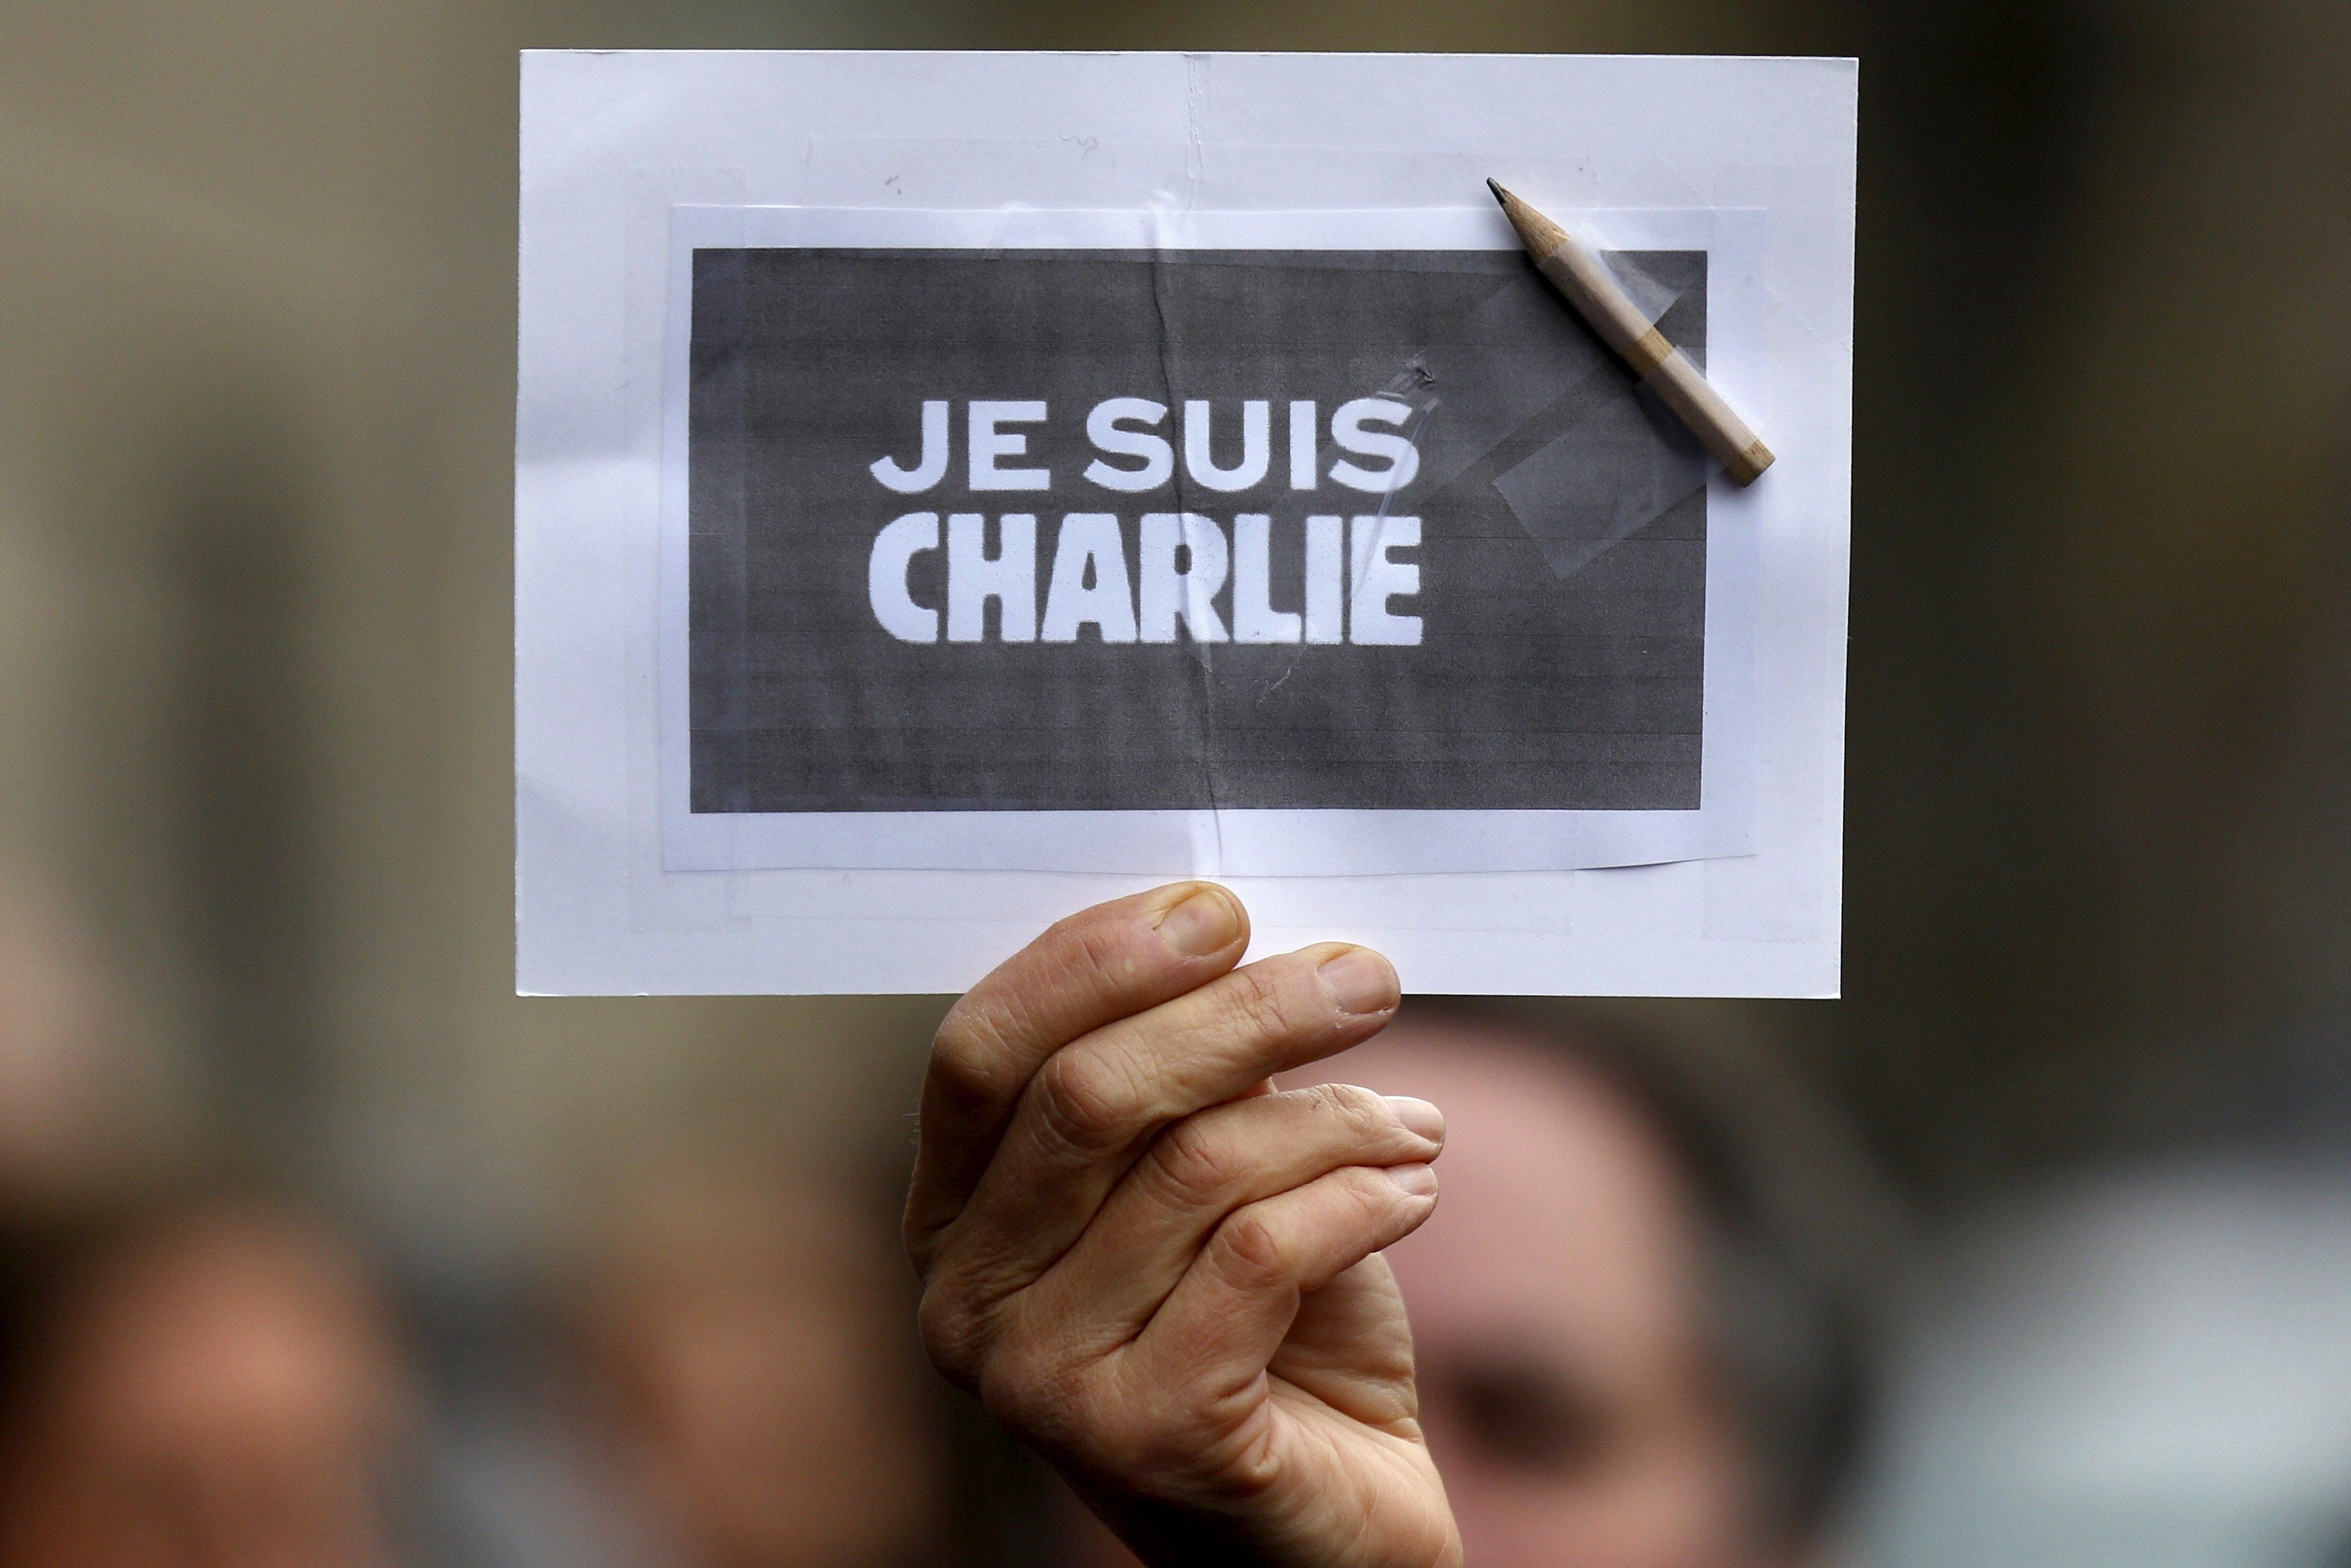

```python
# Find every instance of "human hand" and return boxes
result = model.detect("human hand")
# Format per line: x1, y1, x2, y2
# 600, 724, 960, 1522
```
903, 884, 1461, 1568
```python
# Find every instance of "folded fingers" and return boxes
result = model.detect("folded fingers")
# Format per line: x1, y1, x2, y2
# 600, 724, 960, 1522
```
1015, 1084, 1444, 1354
1131, 1162, 1439, 1414
917, 943, 1401, 1379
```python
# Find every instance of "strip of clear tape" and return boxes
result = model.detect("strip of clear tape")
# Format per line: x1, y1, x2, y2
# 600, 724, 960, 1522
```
1376, 240, 1714, 583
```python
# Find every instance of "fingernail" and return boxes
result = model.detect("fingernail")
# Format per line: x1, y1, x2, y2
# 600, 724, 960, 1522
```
1384, 1162, 1439, 1197
1386, 1096, 1446, 1143
1318, 948, 1398, 1016
1157, 886, 1241, 958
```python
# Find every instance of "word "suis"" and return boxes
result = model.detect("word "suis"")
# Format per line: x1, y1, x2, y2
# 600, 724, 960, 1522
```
869, 512, 1422, 647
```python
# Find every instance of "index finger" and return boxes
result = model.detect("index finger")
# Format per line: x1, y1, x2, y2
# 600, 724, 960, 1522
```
905, 882, 1249, 1259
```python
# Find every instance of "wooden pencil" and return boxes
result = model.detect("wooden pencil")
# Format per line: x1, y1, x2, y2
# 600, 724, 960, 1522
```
1487, 178, 1774, 486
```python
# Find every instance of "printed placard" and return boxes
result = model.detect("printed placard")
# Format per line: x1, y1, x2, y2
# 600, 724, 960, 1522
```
518, 50, 1855, 995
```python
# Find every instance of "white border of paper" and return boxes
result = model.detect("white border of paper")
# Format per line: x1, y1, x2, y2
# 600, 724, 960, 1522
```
517, 50, 1855, 996
656, 203, 1759, 876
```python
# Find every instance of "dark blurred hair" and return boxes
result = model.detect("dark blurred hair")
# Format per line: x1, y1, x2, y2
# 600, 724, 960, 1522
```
1399, 998, 1905, 1547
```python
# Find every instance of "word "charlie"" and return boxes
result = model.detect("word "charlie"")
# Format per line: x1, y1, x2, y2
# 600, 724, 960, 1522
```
869, 512, 1422, 646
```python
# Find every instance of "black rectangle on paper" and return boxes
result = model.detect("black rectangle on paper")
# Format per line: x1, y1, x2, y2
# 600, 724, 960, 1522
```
688, 246, 1707, 813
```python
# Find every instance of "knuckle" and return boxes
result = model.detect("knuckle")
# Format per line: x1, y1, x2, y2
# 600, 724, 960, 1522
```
976, 1336, 1091, 1445
1030, 1048, 1142, 1157
1145, 1115, 1241, 1207
901, 1211, 936, 1276
1350, 1164, 1405, 1219
1223, 1420, 1286, 1499
1211, 1204, 1294, 1289
1311, 1080, 1392, 1140
916, 1285, 985, 1385
1212, 962, 1316, 1050
926, 1008, 1010, 1114
1065, 915, 1151, 990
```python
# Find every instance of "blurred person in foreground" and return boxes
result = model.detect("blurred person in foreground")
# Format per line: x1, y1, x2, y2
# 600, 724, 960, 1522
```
0, 877, 128, 1224
563, 1162, 949, 1568
906, 883, 1892, 1568
0, 1200, 418, 1568
0, 878, 424, 1568
442, 1158, 955, 1568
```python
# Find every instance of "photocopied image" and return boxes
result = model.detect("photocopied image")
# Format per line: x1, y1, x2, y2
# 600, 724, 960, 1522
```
690, 246, 1706, 817
662, 204, 1753, 880
517, 51, 1856, 995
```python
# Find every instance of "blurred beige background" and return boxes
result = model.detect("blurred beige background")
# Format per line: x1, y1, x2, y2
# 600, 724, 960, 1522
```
3, 0, 2344, 1258
3, 5, 2349, 1567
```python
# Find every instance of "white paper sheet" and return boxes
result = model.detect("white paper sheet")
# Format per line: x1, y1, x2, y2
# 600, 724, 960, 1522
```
517, 50, 1856, 997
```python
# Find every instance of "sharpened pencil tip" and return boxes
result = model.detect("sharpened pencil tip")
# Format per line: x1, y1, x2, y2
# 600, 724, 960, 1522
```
1485, 177, 1508, 209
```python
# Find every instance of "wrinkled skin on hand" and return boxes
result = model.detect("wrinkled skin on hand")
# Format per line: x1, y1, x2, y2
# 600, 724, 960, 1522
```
903, 884, 1462, 1568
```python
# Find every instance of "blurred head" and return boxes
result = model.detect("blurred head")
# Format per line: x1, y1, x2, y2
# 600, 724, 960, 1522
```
570, 1160, 945, 1568
0, 875, 154, 1221
0, 1201, 413, 1568
1337, 1007, 1892, 1568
